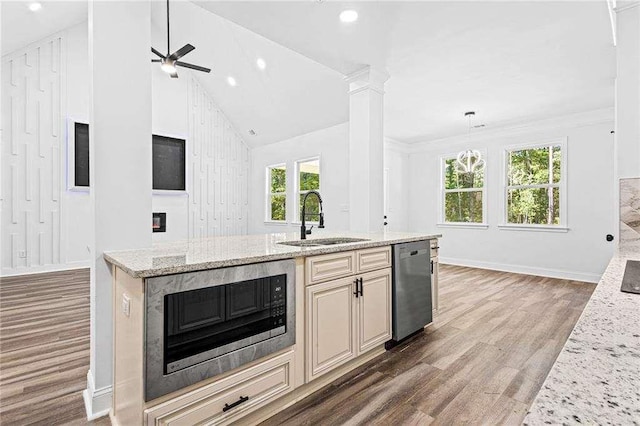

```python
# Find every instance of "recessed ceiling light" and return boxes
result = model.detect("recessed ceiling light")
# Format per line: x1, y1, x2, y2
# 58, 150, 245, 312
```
339, 10, 358, 23
256, 58, 266, 70
28, 2, 42, 12
227, 76, 237, 87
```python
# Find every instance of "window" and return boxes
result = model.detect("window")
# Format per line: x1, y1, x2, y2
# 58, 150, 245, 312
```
152, 135, 186, 191
296, 158, 320, 222
505, 142, 564, 226
267, 165, 287, 221
73, 122, 90, 187
441, 155, 485, 224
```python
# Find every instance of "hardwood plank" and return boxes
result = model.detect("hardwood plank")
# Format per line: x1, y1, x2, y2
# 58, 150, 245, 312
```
0, 265, 595, 426
0, 269, 108, 426
261, 265, 594, 426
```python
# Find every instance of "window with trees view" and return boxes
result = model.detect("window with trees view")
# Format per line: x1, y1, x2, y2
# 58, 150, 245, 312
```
297, 158, 320, 222
267, 165, 287, 221
442, 155, 485, 223
505, 142, 564, 226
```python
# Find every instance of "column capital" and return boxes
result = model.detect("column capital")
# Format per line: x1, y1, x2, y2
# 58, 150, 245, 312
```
344, 66, 390, 95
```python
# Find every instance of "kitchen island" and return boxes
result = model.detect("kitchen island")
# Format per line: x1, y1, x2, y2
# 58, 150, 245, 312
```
104, 231, 440, 426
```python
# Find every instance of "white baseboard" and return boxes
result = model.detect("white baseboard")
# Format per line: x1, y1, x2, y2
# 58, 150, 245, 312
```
439, 257, 601, 283
1, 261, 90, 277
83, 370, 112, 421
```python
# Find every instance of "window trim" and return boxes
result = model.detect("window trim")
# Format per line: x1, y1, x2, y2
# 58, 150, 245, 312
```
500, 138, 568, 231
293, 156, 321, 225
265, 163, 288, 222
438, 150, 488, 226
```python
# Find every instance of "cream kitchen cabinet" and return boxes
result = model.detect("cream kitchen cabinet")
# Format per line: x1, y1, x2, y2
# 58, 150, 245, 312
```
305, 276, 357, 381
306, 248, 392, 382
357, 269, 392, 354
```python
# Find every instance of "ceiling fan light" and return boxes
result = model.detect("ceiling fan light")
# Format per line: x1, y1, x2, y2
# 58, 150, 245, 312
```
161, 60, 176, 74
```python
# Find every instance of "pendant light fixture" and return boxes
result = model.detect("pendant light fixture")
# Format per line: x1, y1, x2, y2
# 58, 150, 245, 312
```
455, 111, 485, 175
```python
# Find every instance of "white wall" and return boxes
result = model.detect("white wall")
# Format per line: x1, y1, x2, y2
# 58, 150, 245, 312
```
1, 21, 249, 275
384, 140, 410, 232
249, 122, 350, 234
248, 122, 411, 235
615, 3, 640, 180
407, 109, 616, 282
1, 32, 68, 275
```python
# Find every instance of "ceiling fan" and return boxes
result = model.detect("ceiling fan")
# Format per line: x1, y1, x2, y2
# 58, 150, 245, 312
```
151, 0, 211, 78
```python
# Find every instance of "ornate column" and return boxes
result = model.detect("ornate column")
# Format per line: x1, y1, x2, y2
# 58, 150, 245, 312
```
345, 66, 389, 233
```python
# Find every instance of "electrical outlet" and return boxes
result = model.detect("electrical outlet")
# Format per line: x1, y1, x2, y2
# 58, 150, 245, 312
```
122, 294, 131, 317
17, 250, 26, 259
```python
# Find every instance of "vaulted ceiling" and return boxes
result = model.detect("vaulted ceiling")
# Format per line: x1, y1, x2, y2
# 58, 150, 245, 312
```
2, 1, 615, 146
197, 1, 616, 143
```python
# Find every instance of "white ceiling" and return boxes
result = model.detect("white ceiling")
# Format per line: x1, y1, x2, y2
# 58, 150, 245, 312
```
2, 1, 616, 146
197, 1, 616, 143
2, 0, 349, 147
150, 1, 348, 146
1, 1, 87, 55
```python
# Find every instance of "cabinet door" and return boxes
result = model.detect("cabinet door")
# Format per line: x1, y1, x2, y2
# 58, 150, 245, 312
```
357, 268, 392, 354
306, 277, 357, 382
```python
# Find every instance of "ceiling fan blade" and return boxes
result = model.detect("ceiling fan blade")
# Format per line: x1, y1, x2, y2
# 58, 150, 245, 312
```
175, 61, 211, 73
169, 44, 195, 61
151, 47, 165, 59
170, 70, 179, 79
151, 59, 162, 63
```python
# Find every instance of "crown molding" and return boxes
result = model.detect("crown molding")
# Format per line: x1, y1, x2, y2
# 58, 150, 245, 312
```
344, 66, 390, 95
404, 107, 614, 153
384, 137, 412, 154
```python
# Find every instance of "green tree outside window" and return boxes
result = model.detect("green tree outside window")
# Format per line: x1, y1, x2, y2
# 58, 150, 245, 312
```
297, 159, 320, 221
443, 157, 485, 223
506, 145, 561, 225
268, 165, 286, 221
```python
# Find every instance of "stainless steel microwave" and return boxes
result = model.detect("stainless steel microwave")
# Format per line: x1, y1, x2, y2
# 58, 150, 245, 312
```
144, 259, 295, 400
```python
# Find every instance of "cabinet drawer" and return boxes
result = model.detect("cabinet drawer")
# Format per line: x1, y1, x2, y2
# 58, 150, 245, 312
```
306, 251, 356, 285
356, 246, 391, 273
145, 351, 294, 426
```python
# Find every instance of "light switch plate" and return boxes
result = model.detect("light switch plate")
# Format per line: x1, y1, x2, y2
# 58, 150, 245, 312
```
122, 294, 130, 317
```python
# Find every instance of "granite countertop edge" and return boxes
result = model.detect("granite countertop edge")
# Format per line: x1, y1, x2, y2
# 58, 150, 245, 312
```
104, 232, 442, 279
524, 241, 640, 425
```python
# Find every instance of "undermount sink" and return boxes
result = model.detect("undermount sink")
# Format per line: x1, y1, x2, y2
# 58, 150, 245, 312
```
278, 237, 370, 247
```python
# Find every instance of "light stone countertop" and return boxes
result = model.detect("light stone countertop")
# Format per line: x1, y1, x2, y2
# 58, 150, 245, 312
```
524, 241, 640, 424
104, 231, 441, 278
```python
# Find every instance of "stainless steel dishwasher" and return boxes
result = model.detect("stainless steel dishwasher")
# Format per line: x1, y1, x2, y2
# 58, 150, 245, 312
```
391, 240, 433, 342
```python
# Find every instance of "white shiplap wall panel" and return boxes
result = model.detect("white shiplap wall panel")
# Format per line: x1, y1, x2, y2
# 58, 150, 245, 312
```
1, 35, 65, 273
187, 77, 249, 238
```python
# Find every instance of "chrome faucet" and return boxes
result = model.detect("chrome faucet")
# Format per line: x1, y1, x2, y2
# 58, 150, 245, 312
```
300, 190, 325, 240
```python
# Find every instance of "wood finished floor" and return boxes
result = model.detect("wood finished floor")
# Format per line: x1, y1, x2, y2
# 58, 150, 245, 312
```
0, 269, 109, 426
261, 265, 595, 426
0, 265, 594, 426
